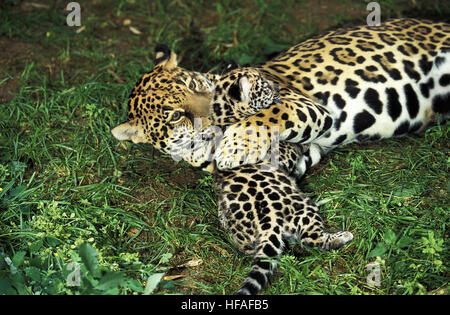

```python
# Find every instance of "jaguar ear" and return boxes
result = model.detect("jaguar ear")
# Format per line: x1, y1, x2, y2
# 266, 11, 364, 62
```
224, 60, 240, 73
111, 120, 146, 143
239, 76, 252, 103
154, 44, 178, 69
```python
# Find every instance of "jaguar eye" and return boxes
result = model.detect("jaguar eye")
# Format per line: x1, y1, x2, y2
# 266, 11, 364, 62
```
189, 81, 195, 90
170, 111, 183, 123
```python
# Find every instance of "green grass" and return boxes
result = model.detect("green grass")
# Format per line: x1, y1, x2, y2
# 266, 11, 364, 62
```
0, 0, 448, 295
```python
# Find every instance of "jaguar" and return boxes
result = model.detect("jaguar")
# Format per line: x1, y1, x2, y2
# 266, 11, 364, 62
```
208, 64, 333, 177
209, 68, 354, 294
113, 18, 450, 178
216, 164, 353, 295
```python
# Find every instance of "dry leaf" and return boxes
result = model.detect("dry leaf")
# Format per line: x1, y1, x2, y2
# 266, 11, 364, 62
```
76, 25, 86, 34
233, 30, 239, 46
127, 228, 140, 237
213, 245, 230, 257
163, 274, 186, 281
119, 142, 128, 151
107, 69, 124, 83
176, 258, 202, 268
29, 3, 49, 9
129, 26, 142, 35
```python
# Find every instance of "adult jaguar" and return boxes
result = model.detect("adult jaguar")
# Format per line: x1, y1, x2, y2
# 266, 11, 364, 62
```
113, 18, 450, 177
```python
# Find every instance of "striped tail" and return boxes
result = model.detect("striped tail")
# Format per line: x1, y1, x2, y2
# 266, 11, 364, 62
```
236, 239, 283, 295
237, 257, 277, 295
236, 231, 353, 295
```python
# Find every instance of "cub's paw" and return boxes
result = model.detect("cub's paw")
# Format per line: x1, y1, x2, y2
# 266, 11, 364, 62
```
214, 123, 273, 170
324, 231, 354, 250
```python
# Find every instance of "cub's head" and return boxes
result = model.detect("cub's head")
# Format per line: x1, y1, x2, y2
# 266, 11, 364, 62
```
111, 44, 214, 153
210, 65, 280, 126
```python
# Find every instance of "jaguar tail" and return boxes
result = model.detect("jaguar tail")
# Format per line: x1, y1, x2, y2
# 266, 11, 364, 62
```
236, 238, 283, 295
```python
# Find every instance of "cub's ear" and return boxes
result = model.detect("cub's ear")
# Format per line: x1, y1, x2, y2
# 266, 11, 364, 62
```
111, 121, 145, 143
154, 44, 178, 69
228, 76, 251, 103
239, 76, 252, 103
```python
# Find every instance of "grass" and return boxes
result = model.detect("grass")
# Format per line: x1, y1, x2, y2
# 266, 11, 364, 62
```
0, 0, 449, 295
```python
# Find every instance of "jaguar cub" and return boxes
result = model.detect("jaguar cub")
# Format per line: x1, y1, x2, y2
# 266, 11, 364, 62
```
216, 164, 353, 295
209, 67, 352, 295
